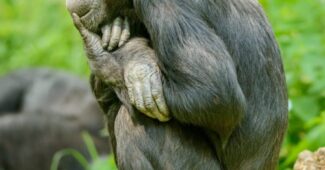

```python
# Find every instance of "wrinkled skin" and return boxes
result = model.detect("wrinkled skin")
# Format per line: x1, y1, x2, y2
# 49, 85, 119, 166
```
66, 1, 170, 122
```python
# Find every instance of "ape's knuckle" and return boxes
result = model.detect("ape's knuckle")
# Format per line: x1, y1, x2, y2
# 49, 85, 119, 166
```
151, 89, 161, 97
144, 100, 154, 108
135, 101, 143, 108
144, 105, 153, 112
123, 32, 131, 36
111, 37, 120, 41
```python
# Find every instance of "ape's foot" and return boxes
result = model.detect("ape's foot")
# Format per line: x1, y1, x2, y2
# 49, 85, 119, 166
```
123, 47, 171, 122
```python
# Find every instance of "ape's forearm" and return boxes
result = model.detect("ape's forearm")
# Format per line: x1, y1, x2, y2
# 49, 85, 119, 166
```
133, 0, 247, 140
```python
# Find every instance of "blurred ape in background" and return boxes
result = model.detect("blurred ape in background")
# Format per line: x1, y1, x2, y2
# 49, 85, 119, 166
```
0, 68, 110, 170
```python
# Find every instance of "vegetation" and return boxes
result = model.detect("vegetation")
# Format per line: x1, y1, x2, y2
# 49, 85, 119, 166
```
1, 0, 324, 169
0, 0, 88, 76
260, 0, 325, 169
50, 132, 117, 170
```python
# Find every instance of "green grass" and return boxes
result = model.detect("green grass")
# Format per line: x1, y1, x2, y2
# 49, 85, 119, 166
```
50, 132, 117, 170
1, 0, 324, 169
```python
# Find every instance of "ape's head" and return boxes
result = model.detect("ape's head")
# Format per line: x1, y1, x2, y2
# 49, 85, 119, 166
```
66, 0, 109, 32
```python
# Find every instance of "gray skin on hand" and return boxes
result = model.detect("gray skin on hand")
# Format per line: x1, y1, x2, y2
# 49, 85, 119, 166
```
67, 4, 170, 122
101, 17, 131, 51
66, 0, 129, 51
124, 52, 170, 122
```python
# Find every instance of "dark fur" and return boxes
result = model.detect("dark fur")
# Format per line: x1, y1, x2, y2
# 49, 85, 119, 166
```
89, 0, 288, 169
0, 68, 110, 170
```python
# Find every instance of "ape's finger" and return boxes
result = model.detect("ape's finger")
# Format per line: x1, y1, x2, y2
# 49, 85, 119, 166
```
72, 13, 87, 36
126, 81, 135, 105
108, 17, 122, 51
142, 78, 163, 120
72, 13, 101, 49
119, 17, 131, 47
101, 24, 112, 49
150, 72, 170, 122
134, 82, 145, 112
134, 82, 155, 119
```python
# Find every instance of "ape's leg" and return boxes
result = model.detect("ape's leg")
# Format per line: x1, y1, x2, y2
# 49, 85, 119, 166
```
86, 38, 222, 169
113, 106, 221, 170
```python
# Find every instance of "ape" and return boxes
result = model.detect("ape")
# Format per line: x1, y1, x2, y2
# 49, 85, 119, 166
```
0, 68, 110, 170
0, 68, 104, 129
0, 113, 109, 170
68, 0, 288, 169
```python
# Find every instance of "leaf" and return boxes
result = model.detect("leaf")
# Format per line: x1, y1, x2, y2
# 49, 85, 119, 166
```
291, 96, 320, 121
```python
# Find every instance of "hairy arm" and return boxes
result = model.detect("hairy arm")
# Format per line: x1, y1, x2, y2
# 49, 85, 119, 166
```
67, 0, 171, 122
133, 0, 247, 140
71, 13, 170, 122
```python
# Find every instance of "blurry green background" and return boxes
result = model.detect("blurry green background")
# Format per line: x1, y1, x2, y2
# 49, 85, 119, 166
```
0, 0, 324, 169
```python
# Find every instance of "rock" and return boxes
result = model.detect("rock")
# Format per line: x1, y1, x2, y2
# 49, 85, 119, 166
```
294, 147, 325, 170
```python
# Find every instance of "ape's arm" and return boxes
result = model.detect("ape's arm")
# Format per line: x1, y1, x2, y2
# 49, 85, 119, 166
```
133, 0, 247, 140
71, 13, 170, 122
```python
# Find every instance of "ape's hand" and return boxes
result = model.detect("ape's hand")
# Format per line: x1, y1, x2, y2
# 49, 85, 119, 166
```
101, 17, 130, 51
71, 13, 102, 55
72, 13, 123, 86
124, 51, 171, 122
72, 13, 170, 122
72, 14, 130, 55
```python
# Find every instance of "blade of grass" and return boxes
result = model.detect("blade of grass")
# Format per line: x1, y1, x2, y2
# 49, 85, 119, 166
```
50, 148, 90, 170
82, 131, 99, 160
